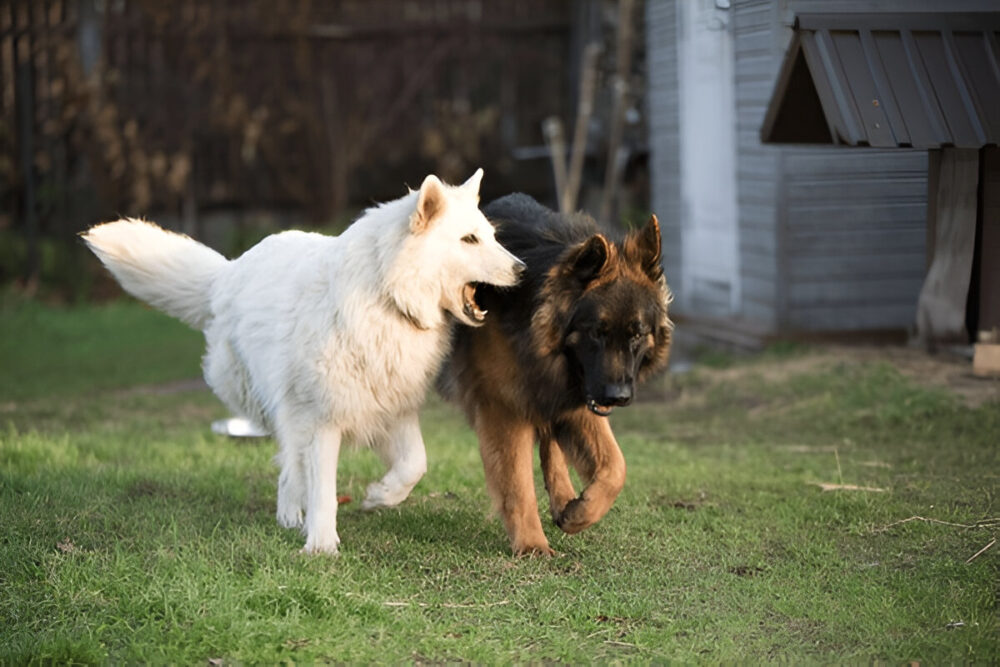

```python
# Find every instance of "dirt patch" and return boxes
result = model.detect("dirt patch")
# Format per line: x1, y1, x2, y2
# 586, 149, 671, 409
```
836, 346, 1000, 407
788, 346, 1000, 408
659, 345, 1000, 408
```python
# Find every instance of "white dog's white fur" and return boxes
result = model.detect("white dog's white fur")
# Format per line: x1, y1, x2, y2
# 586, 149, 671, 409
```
83, 170, 523, 553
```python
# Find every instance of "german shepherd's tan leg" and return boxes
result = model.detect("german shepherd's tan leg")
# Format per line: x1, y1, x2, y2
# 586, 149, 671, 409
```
539, 431, 577, 524
475, 404, 553, 556
549, 411, 626, 535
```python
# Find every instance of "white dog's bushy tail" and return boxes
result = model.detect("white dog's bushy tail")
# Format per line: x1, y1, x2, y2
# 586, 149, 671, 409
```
82, 218, 228, 329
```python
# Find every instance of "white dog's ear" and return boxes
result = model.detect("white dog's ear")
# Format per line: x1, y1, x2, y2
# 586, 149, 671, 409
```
461, 168, 484, 195
411, 174, 445, 233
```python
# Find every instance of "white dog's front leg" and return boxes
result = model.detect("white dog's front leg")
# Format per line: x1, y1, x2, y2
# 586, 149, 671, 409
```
274, 418, 308, 530
302, 423, 343, 554
276, 449, 306, 530
362, 412, 428, 510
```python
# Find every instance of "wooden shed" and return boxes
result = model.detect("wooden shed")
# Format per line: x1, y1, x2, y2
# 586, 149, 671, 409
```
645, 0, 998, 346
761, 10, 1000, 350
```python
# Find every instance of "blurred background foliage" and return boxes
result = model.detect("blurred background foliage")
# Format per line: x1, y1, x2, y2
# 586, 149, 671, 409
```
1, 0, 649, 302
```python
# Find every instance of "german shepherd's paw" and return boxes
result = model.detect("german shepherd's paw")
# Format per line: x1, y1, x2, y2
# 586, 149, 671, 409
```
553, 497, 599, 535
512, 541, 556, 557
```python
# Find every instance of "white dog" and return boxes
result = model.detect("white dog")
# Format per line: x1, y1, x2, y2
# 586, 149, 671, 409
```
83, 170, 523, 553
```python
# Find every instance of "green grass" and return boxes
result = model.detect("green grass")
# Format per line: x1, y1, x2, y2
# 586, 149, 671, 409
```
2, 300, 998, 662
0, 294, 205, 401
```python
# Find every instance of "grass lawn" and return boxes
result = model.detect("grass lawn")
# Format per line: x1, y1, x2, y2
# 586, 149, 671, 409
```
1, 299, 998, 662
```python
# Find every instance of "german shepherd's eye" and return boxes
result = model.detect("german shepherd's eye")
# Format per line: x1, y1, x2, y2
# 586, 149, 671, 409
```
589, 321, 610, 341
461, 234, 480, 245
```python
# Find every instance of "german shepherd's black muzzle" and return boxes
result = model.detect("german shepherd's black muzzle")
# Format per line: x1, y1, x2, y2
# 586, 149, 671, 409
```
585, 377, 636, 416
582, 357, 638, 415
601, 382, 633, 406
569, 316, 651, 416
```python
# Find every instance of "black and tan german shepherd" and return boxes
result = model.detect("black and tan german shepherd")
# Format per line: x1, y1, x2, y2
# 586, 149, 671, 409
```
442, 194, 673, 555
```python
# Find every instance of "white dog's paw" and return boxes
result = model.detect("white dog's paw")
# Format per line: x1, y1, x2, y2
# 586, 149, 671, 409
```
361, 480, 410, 510
301, 530, 341, 555
276, 503, 304, 530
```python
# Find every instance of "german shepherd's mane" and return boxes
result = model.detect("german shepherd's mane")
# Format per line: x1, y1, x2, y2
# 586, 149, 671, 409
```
484, 193, 600, 288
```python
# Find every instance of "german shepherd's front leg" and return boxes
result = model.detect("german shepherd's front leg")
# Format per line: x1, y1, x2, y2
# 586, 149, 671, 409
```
548, 410, 626, 535
475, 404, 554, 556
539, 431, 577, 524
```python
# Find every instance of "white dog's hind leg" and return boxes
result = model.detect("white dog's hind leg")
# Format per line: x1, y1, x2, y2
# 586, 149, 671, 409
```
362, 412, 428, 510
302, 423, 343, 554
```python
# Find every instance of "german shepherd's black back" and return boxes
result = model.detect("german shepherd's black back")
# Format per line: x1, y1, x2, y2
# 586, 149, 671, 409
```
443, 194, 672, 555
476, 194, 602, 340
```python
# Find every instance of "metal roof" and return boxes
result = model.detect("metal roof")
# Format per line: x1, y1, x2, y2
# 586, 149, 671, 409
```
761, 12, 1000, 148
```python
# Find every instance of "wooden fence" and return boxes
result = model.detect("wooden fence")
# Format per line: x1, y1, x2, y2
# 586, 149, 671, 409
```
1, 0, 573, 284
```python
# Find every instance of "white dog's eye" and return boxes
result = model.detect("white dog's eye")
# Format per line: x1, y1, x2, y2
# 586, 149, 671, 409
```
461, 234, 480, 245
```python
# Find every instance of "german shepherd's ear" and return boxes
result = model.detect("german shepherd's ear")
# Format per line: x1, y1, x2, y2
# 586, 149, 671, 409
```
625, 214, 662, 279
411, 174, 445, 233
569, 234, 610, 284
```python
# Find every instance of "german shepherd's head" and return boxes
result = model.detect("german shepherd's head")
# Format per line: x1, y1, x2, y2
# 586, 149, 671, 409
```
534, 216, 672, 416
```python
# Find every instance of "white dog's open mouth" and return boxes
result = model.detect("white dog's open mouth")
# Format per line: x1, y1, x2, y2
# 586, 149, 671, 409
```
462, 283, 487, 324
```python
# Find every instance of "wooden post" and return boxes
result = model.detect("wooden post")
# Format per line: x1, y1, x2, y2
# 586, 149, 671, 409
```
599, 0, 635, 225
973, 330, 1000, 377
562, 43, 601, 214
543, 117, 568, 207
915, 148, 979, 347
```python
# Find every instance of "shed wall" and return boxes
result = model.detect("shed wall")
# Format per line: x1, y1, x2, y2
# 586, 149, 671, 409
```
732, 0, 783, 330
782, 147, 927, 330
735, 0, 930, 333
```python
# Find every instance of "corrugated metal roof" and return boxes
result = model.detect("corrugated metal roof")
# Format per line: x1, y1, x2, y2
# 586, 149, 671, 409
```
761, 12, 1000, 148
